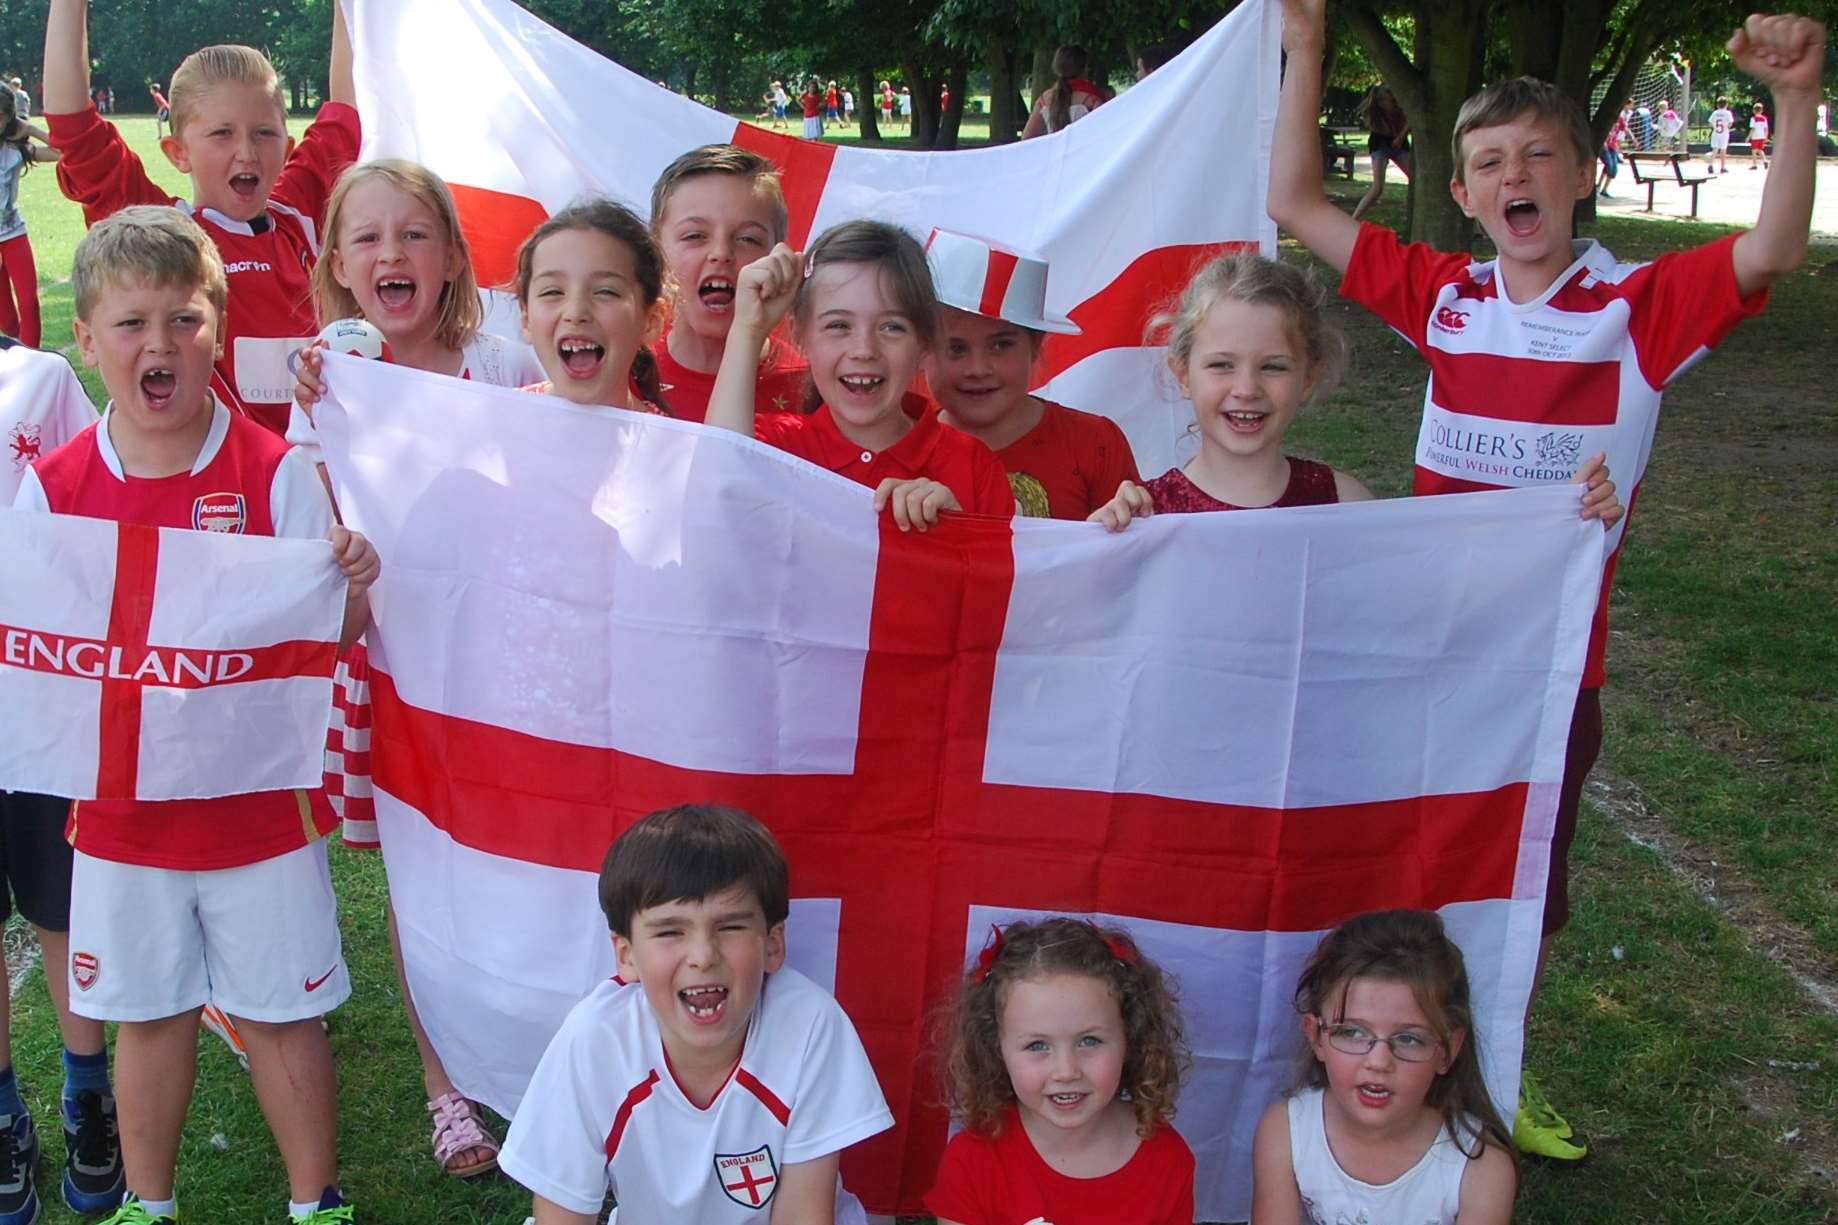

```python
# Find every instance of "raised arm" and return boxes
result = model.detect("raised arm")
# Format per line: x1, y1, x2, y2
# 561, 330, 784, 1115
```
329, 0, 355, 108
1729, 13, 1826, 297
1266, 0, 1360, 274
42, 0, 91, 115
706, 242, 800, 436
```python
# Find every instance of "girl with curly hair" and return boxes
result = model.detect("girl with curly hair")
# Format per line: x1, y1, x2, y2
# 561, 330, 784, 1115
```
925, 917, 1195, 1224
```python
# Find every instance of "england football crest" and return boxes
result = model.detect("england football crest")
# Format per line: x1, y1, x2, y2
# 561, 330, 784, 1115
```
193, 492, 248, 533
713, 1145, 778, 1209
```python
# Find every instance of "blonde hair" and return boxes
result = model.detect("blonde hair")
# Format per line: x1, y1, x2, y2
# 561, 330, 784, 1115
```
1151, 250, 1348, 401
312, 159, 482, 350
72, 205, 227, 322
168, 44, 286, 137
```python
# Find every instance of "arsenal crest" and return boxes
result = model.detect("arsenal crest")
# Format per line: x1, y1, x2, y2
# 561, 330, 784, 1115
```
192, 492, 248, 534
72, 951, 100, 991
713, 1145, 778, 1209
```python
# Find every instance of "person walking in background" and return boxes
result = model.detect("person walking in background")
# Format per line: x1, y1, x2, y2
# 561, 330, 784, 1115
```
0, 88, 58, 347
1600, 104, 1630, 196
1350, 83, 1410, 222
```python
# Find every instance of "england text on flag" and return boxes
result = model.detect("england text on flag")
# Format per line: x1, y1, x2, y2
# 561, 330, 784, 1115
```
313, 354, 1604, 1218
0, 509, 344, 801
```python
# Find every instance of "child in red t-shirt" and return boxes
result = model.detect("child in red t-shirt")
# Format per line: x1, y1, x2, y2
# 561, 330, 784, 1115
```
923, 228, 1140, 519
646, 144, 808, 423
924, 917, 1195, 1225
706, 221, 1015, 528
42, 0, 360, 435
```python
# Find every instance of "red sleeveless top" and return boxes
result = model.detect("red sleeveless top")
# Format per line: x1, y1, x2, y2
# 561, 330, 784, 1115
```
1144, 457, 1339, 513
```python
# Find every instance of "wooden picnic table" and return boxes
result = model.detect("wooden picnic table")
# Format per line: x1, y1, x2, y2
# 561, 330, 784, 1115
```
1624, 151, 1716, 219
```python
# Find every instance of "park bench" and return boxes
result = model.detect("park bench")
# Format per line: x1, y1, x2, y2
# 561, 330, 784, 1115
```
1625, 152, 1715, 219
1320, 125, 1358, 177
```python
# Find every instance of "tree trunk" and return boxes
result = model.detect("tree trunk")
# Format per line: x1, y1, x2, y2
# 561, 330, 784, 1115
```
1029, 46, 1054, 107
712, 57, 731, 112
683, 61, 698, 102
986, 44, 1021, 144
856, 68, 882, 141
935, 63, 968, 150
902, 58, 938, 148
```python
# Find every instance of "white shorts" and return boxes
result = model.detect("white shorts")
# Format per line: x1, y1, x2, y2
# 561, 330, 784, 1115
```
67, 840, 349, 1023
1711, 133, 1730, 152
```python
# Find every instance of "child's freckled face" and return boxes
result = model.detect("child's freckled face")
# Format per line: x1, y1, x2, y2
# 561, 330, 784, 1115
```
1452, 113, 1593, 273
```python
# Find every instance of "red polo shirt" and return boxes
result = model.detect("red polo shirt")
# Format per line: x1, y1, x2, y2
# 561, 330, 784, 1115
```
755, 401, 1016, 518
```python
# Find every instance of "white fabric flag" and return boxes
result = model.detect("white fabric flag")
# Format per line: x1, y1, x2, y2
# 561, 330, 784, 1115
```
0, 509, 344, 801
345, 0, 1280, 476
315, 354, 1604, 1218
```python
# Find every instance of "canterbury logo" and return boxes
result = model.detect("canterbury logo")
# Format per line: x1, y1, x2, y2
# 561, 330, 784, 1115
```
1432, 306, 1469, 333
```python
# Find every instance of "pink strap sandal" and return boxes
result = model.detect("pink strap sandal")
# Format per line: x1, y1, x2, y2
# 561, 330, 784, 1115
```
428, 1091, 500, 1177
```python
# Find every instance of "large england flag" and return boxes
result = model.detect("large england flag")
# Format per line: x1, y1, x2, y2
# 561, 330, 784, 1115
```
0, 510, 344, 800
345, 0, 1279, 478
314, 355, 1603, 1218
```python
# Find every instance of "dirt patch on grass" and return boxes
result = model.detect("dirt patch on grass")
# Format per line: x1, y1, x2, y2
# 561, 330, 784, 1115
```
1589, 770, 1838, 1017
1725, 1065, 1838, 1204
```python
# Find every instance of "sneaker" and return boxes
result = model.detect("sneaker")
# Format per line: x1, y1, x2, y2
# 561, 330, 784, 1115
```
1515, 1071, 1588, 1161
62, 1090, 125, 1213
98, 1196, 176, 1224
293, 1187, 354, 1224
0, 1112, 40, 1225
199, 1005, 250, 1073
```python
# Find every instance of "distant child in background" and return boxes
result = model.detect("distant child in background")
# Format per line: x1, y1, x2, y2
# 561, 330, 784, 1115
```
801, 79, 823, 139
1749, 100, 1772, 166
513, 197, 669, 414
1351, 84, 1410, 223
925, 917, 1195, 1225
42, 0, 358, 433
146, 83, 170, 137
825, 79, 841, 123
500, 805, 892, 1223
923, 228, 1140, 519
1708, 95, 1735, 172
1655, 98, 1684, 151
880, 79, 895, 126
1251, 909, 1517, 1225
1599, 105, 1630, 197
0, 87, 58, 347
646, 144, 807, 423
708, 222, 1017, 528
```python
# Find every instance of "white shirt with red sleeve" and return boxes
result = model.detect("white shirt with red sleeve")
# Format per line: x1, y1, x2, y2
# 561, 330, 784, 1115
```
1, 341, 95, 504
1339, 223, 1767, 686
47, 102, 362, 434
500, 966, 892, 1223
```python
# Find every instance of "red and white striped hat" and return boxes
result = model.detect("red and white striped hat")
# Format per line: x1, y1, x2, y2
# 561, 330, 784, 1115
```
924, 228, 1081, 335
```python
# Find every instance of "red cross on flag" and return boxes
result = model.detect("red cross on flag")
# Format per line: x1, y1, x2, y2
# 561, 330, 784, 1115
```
0, 509, 344, 800
345, 0, 1278, 478
314, 356, 1604, 1219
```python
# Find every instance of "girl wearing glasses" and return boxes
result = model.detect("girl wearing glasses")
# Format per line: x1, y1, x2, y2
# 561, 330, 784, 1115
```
1251, 909, 1517, 1224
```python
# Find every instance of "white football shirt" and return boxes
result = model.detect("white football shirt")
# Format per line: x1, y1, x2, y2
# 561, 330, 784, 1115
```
1, 342, 95, 503
501, 966, 892, 1221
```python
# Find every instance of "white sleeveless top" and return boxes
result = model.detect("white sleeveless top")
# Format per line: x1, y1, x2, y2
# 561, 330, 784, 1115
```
1288, 1087, 1475, 1225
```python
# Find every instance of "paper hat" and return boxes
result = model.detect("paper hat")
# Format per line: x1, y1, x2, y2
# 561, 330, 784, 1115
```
924, 228, 1081, 335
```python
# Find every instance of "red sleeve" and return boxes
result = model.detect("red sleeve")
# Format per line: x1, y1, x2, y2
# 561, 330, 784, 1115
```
271, 102, 361, 234
1338, 222, 1472, 352
921, 1131, 1001, 1224
48, 106, 175, 225
1621, 232, 1768, 389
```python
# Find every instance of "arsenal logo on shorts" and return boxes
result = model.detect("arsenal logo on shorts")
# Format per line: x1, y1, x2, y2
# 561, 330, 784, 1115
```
713, 1145, 778, 1209
192, 492, 248, 534
71, 951, 99, 992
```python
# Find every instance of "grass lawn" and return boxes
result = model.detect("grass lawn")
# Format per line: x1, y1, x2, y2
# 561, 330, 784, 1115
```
8, 119, 1838, 1222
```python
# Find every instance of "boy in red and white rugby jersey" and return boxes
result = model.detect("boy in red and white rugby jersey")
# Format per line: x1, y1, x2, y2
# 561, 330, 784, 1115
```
11, 208, 377, 1225
501, 805, 892, 1224
41, 0, 358, 435
1269, 1, 1823, 1161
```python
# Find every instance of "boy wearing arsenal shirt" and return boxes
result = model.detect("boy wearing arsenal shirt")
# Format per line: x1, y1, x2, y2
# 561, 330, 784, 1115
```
41, 0, 358, 435
501, 805, 892, 1224
1269, 0, 1821, 1162
12, 208, 378, 1225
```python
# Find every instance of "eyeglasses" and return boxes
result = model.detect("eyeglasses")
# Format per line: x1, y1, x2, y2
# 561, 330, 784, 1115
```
1317, 1020, 1443, 1063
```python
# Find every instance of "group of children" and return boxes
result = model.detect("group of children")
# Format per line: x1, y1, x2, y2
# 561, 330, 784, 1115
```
0, 0, 1823, 1218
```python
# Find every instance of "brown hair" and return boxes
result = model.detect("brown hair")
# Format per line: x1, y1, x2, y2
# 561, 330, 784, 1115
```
312, 159, 482, 351
1151, 250, 1348, 399
73, 205, 227, 322
1292, 909, 1516, 1163
943, 917, 1188, 1139
1049, 45, 1091, 133
168, 44, 286, 138
791, 219, 937, 349
648, 144, 789, 245
0, 87, 28, 171
597, 805, 790, 937
1451, 76, 1593, 183
512, 196, 671, 414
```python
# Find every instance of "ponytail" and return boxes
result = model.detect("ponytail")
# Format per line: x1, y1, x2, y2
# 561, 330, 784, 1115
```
1048, 45, 1089, 134
631, 346, 672, 417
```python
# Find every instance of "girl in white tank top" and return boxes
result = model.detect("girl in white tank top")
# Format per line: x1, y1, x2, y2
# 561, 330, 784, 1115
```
1251, 910, 1519, 1225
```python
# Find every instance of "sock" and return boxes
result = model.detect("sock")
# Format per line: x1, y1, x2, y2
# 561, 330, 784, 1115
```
0, 1064, 23, 1119
288, 1199, 318, 1220
62, 1047, 112, 1110
135, 1196, 177, 1218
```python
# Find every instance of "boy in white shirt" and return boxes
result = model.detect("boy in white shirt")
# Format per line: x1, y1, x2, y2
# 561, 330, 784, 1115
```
501, 805, 893, 1224
1709, 96, 1736, 172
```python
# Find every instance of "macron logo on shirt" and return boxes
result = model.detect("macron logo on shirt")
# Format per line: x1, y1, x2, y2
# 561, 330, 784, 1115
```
223, 259, 274, 274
